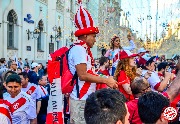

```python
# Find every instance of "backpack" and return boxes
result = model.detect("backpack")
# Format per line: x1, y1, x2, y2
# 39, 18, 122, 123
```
48, 46, 78, 94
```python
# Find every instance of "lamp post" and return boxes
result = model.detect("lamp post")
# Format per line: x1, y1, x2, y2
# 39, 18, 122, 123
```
33, 28, 40, 39
27, 29, 31, 40
26, 28, 40, 40
50, 25, 62, 42
50, 34, 54, 43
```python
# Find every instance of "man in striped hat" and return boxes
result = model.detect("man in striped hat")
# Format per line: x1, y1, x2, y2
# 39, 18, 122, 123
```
69, 1, 118, 124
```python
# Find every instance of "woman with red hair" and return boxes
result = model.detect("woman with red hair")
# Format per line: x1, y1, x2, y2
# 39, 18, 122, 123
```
114, 50, 137, 101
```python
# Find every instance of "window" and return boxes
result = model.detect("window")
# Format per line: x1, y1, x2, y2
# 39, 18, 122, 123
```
7, 10, 17, 49
37, 20, 44, 51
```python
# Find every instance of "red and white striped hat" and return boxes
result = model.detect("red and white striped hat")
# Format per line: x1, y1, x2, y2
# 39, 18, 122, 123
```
74, 0, 99, 37
119, 50, 137, 60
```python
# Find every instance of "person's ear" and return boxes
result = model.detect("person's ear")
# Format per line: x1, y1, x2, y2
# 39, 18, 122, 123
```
3, 82, 6, 87
84, 35, 87, 38
116, 120, 123, 124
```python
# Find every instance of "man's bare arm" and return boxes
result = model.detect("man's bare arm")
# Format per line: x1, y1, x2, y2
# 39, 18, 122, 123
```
76, 63, 118, 88
166, 59, 180, 102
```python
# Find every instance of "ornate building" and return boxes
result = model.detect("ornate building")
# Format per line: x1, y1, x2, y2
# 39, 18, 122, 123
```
0, 0, 81, 63
0, 0, 139, 61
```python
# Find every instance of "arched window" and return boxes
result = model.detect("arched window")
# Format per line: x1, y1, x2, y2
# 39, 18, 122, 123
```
37, 20, 44, 51
7, 10, 17, 49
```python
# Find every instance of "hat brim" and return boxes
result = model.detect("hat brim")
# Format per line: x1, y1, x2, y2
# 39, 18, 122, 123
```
146, 56, 156, 63
75, 27, 99, 37
120, 54, 138, 59
138, 50, 149, 54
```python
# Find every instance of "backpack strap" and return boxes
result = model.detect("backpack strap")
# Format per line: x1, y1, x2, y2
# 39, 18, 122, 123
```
59, 45, 76, 76
71, 71, 79, 98
60, 54, 65, 76
75, 72, 79, 98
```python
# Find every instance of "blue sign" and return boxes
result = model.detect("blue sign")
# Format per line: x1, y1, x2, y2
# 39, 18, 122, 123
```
24, 14, 34, 24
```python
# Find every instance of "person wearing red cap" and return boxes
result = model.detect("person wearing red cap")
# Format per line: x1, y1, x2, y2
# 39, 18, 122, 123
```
139, 54, 171, 92
69, 1, 118, 124
136, 48, 149, 67
105, 34, 136, 76
114, 50, 137, 101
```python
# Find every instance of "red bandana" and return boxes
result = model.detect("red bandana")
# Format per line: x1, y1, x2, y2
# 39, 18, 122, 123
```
74, 40, 94, 66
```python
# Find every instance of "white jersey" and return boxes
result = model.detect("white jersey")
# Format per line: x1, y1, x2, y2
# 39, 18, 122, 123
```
68, 45, 96, 100
0, 100, 12, 124
4, 91, 36, 124
38, 85, 48, 98
142, 70, 161, 91
21, 83, 41, 102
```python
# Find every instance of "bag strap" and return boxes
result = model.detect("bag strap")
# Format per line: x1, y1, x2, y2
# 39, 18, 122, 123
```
60, 54, 65, 76
59, 45, 77, 76
71, 71, 79, 98
75, 72, 79, 98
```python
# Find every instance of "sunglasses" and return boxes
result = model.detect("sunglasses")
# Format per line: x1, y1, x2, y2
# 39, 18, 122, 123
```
142, 85, 151, 91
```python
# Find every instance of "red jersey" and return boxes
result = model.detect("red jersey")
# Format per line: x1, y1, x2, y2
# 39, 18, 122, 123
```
96, 69, 109, 90
127, 99, 142, 124
117, 70, 134, 101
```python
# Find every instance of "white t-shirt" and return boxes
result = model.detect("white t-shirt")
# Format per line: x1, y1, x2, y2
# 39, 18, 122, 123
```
68, 45, 87, 75
21, 83, 41, 102
4, 91, 36, 124
142, 70, 161, 91
68, 45, 96, 100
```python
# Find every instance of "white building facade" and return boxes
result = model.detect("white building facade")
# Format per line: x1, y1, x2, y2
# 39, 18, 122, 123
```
0, 0, 80, 62
0, 0, 134, 62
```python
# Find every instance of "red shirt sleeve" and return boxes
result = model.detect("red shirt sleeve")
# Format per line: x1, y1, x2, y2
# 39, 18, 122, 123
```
117, 71, 130, 85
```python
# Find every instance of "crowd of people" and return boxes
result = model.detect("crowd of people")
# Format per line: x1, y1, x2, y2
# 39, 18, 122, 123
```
0, 58, 49, 124
1, 1, 180, 124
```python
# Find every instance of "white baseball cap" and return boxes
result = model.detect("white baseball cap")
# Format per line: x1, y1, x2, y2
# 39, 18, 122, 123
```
31, 62, 39, 68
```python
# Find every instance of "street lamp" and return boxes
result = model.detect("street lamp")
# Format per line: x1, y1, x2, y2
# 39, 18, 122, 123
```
50, 25, 62, 41
33, 28, 40, 39
26, 29, 31, 40
26, 28, 40, 40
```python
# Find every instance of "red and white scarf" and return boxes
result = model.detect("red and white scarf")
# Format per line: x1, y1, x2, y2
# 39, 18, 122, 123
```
74, 40, 94, 66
